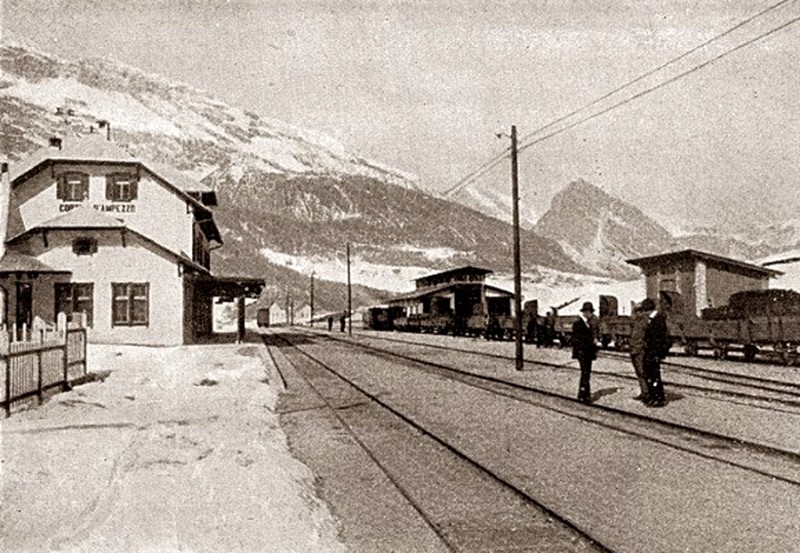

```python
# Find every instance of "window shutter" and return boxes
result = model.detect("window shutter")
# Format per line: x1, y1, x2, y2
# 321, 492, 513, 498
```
106, 175, 114, 200
130, 179, 139, 200
56, 175, 66, 200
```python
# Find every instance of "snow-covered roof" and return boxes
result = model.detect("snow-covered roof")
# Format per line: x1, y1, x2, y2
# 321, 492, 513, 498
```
10, 135, 214, 202
627, 249, 781, 278
28, 204, 125, 231
0, 251, 70, 274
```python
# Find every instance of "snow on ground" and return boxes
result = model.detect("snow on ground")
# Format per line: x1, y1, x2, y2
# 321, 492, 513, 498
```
260, 246, 433, 292
0, 340, 346, 553
489, 267, 645, 315
260, 246, 646, 307
760, 250, 800, 292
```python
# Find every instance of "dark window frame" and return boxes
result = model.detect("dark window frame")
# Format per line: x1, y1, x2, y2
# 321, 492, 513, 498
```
57, 172, 90, 202
72, 236, 98, 256
111, 282, 149, 327
106, 173, 139, 202
54, 282, 94, 327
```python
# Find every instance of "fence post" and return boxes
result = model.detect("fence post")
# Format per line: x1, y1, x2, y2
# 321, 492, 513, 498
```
37, 329, 44, 404
2, 331, 9, 417
63, 329, 71, 391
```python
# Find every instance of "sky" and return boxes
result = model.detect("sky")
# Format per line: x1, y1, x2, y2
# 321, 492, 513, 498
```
3, 0, 799, 231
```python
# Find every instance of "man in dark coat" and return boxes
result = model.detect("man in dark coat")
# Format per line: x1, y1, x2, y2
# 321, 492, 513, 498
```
632, 298, 670, 407
571, 302, 598, 404
629, 301, 651, 402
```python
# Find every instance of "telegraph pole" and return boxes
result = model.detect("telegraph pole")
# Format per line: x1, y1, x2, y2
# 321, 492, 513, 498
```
310, 272, 315, 327
346, 242, 352, 336
511, 125, 523, 371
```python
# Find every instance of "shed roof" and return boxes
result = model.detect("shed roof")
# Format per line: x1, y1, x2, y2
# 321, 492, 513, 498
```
0, 251, 71, 274
626, 249, 782, 278
415, 265, 493, 283
390, 281, 513, 303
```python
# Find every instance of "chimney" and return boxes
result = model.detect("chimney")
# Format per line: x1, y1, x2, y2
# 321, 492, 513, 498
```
97, 119, 111, 141
48, 137, 63, 150
0, 162, 10, 260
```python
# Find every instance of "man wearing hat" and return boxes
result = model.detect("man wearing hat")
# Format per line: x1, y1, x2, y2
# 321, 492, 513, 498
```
571, 301, 598, 404
632, 297, 670, 407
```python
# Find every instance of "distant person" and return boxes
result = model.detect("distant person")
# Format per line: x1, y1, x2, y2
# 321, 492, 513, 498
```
339, 315, 346, 333
544, 309, 557, 348
637, 298, 670, 407
571, 302, 598, 404
327, 316, 333, 332
629, 301, 651, 402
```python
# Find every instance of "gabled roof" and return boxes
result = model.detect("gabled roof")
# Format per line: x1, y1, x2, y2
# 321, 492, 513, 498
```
10, 135, 214, 206
415, 265, 493, 282
389, 281, 513, 303
627, 249, 782, 278
30, 204, 125, 231
0, 251, 71, 274
6, 223, 210, 275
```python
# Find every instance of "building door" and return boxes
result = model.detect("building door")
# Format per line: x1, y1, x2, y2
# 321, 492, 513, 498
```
16, 282, 33, 328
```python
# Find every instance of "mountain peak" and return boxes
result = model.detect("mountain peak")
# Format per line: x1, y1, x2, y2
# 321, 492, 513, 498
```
535, 179, 674, 278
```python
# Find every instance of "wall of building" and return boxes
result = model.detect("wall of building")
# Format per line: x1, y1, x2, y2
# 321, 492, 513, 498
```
13, 163, 195, 257
0, 272, 71, 328
19, 229, 186, 345
706, 265, 769, 309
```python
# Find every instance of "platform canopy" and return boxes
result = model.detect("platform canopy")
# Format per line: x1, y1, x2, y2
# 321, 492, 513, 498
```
197, 275, 265, 300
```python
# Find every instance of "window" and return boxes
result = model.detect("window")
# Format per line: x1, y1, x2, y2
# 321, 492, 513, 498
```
72, 237, 98, 256
106, 173, 139, 202
55, 283, 94, 326
56, 172, 89, 201
112, 283, 149, 326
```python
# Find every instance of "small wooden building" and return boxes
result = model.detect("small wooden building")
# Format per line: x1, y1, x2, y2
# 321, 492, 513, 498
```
627, 249, 781, 317
389, 265, 513, 319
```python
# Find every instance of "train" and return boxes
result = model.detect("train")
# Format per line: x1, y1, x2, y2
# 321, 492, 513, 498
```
364, 289, 800, 366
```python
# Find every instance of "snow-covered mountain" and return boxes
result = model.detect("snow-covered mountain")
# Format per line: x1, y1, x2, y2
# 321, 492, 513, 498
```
1, 42, 591, 309
534, 180, 674, 278
1, 42, 418, 188
676, 220, 800, 260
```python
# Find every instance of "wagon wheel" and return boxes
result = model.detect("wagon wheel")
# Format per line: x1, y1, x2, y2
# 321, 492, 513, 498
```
742, 344, 758, 363
683, 341, 698, 357
712, 345, 728, 360
615, 336, 630, 351
774, 343, 797, 366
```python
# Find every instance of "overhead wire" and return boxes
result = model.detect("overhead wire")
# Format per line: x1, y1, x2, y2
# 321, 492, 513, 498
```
442, 0, 798, 198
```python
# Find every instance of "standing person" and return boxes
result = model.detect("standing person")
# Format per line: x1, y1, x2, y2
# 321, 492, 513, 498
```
629, 300, 651, 402
544, 309, 557, 348
641, 298, 669, 407
571, 302, 598, 404
327, 316, 333, 332
339, 315, 346, 332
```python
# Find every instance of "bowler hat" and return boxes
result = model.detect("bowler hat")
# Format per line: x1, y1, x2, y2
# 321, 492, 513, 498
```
640, 298, 656, 311
580, 301, 595, 313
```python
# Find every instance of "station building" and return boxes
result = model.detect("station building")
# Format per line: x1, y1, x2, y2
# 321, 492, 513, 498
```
0, 134, 263, 345
626, 249, 781, 317
389, 265, 514, 319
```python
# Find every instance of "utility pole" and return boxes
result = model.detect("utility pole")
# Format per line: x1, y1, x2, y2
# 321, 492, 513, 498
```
511, 125, 523, 371
310, 272, 315, 327
346, 242, 352, 336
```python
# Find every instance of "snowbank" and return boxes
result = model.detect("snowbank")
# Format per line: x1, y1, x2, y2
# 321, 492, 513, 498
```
1, 341, 345, 553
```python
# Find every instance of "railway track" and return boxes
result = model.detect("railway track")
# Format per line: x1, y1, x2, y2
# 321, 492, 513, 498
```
339, 330, 800, 410
263, 330, 609, 553
300, 327, 800, 484
264, 328, 800, 552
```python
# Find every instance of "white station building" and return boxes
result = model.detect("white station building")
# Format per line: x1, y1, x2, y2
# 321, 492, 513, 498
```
0, 134, 263, 345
